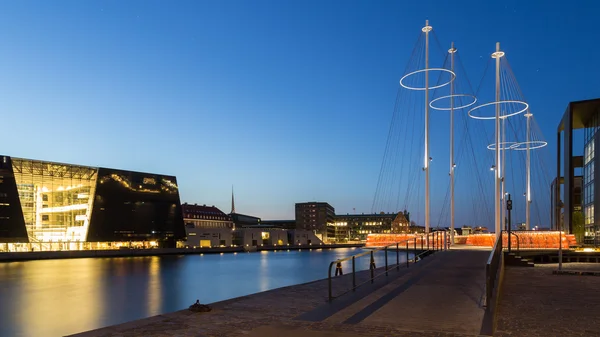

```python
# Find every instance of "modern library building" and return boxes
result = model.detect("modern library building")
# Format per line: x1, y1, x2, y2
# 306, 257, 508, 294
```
0, 155, 185, 252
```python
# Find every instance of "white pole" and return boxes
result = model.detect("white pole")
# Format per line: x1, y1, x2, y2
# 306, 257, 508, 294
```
525, 111, 532, 230
423, 21, 432, 235
449, 42, 456, 245
493, 43, 503, 238
502, 116, 506, 230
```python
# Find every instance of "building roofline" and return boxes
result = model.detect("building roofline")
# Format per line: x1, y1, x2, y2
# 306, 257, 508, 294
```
559, 98, 600, 133
4, 155, 177, 178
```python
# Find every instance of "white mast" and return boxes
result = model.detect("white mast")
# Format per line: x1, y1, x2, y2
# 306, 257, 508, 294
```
449, 42, 456, 243
525, 111, 532, 229
502, 116, 506, 229
423, 20, 432, 234
492, 43, 504, 237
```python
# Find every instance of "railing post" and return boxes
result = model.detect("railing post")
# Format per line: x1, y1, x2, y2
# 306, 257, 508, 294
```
370, 251, 374, 283
485, 263, 490, 307
413, 237, 416, 261
328, 261, 334, 301
396, 242, 399, 270
385, 246, 388, 276
406, 241, 409, 268
352, 256, 356, 290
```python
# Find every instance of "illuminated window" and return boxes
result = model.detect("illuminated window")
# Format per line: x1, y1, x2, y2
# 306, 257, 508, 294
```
12, 159, 98, 243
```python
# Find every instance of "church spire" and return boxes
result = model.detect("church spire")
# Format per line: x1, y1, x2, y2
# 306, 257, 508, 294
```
231, 186, 236, 214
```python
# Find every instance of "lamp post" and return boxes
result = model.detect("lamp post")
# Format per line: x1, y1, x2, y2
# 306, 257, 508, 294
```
558, 200, 564, 271
507, 194, 512, 252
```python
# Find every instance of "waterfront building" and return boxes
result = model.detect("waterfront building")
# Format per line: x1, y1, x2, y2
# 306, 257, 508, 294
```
295, 202, 335, 239
551, 176, 583, 231
260, 219, 296, 230
236, 228, 289, 247
0, 155, 185, 252
182, 203, 233, 229
332, 212, 404, 242
185, 227, 234, 248
230, 212, 262, 228
289, 229, 323, 245
555, 98, 600, 244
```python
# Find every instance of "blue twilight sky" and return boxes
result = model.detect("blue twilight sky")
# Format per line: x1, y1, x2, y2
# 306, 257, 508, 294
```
0, 1, 598, 222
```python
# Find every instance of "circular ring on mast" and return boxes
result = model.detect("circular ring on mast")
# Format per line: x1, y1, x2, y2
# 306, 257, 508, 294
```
429, 94, 477, 111
486, 142, 519, 151
467, 100, 529, 120
399, 68, 456, 91
510, 141, 548, 151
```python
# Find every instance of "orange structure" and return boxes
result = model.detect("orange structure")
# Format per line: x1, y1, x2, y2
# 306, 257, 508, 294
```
465, 232, 572, 249
366, 231, 575, 250
364, 233, 444, 248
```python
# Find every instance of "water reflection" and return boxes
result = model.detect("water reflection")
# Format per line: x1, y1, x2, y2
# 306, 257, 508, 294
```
0, 248, 406, 337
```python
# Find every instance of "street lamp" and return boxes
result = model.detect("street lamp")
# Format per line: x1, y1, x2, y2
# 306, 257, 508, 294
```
558, 200, 564, 271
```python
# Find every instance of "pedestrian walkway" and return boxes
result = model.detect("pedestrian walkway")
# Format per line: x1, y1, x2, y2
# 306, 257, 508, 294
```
496, 263, 600, 337
70, 249, 491, 337
246, 250, 490, 336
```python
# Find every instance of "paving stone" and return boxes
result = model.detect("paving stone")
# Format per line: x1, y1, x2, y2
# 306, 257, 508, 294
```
496, 263, 600, 337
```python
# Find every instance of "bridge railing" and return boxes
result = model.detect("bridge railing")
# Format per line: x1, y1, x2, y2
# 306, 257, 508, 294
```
485, 233, 504, 307
327, 231, 447, 301
506, 231, 520, 253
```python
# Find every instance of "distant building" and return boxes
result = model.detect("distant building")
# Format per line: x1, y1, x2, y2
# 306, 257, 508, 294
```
182, 203, 233, 229
260, 219, 296, 230
391, 212, 410, 233
295, 202, 335, 238
551, 175, 583, 232
230, 212, 261, 228
332, 212, 400, 242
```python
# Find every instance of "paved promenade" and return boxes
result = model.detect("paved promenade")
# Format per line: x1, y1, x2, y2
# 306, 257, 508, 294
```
71, 250, 491, 337
496, 263, 600, 337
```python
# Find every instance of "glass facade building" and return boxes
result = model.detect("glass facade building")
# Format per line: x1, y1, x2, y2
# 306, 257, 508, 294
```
0, 156, 185, 251
584, 114, 599, 243
557, 98, 600, 245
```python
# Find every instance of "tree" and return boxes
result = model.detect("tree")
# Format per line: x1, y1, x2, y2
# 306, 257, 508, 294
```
572, 211, 585, 245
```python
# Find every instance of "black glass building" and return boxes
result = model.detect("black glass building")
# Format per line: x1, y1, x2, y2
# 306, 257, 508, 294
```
0, 155, 185, 250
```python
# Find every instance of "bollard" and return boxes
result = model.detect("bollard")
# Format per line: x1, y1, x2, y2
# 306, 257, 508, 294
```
352, 256, 356, 290
335, 261, 343, 276
385, 246, 388, 276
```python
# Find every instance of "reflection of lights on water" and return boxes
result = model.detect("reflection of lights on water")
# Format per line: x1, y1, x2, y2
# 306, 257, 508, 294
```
147, 257, 161, 316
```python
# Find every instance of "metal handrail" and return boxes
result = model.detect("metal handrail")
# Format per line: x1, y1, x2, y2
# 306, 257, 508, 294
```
485, 234, 503, 307
327, 231, 447, 301
507, 231, 520, 253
